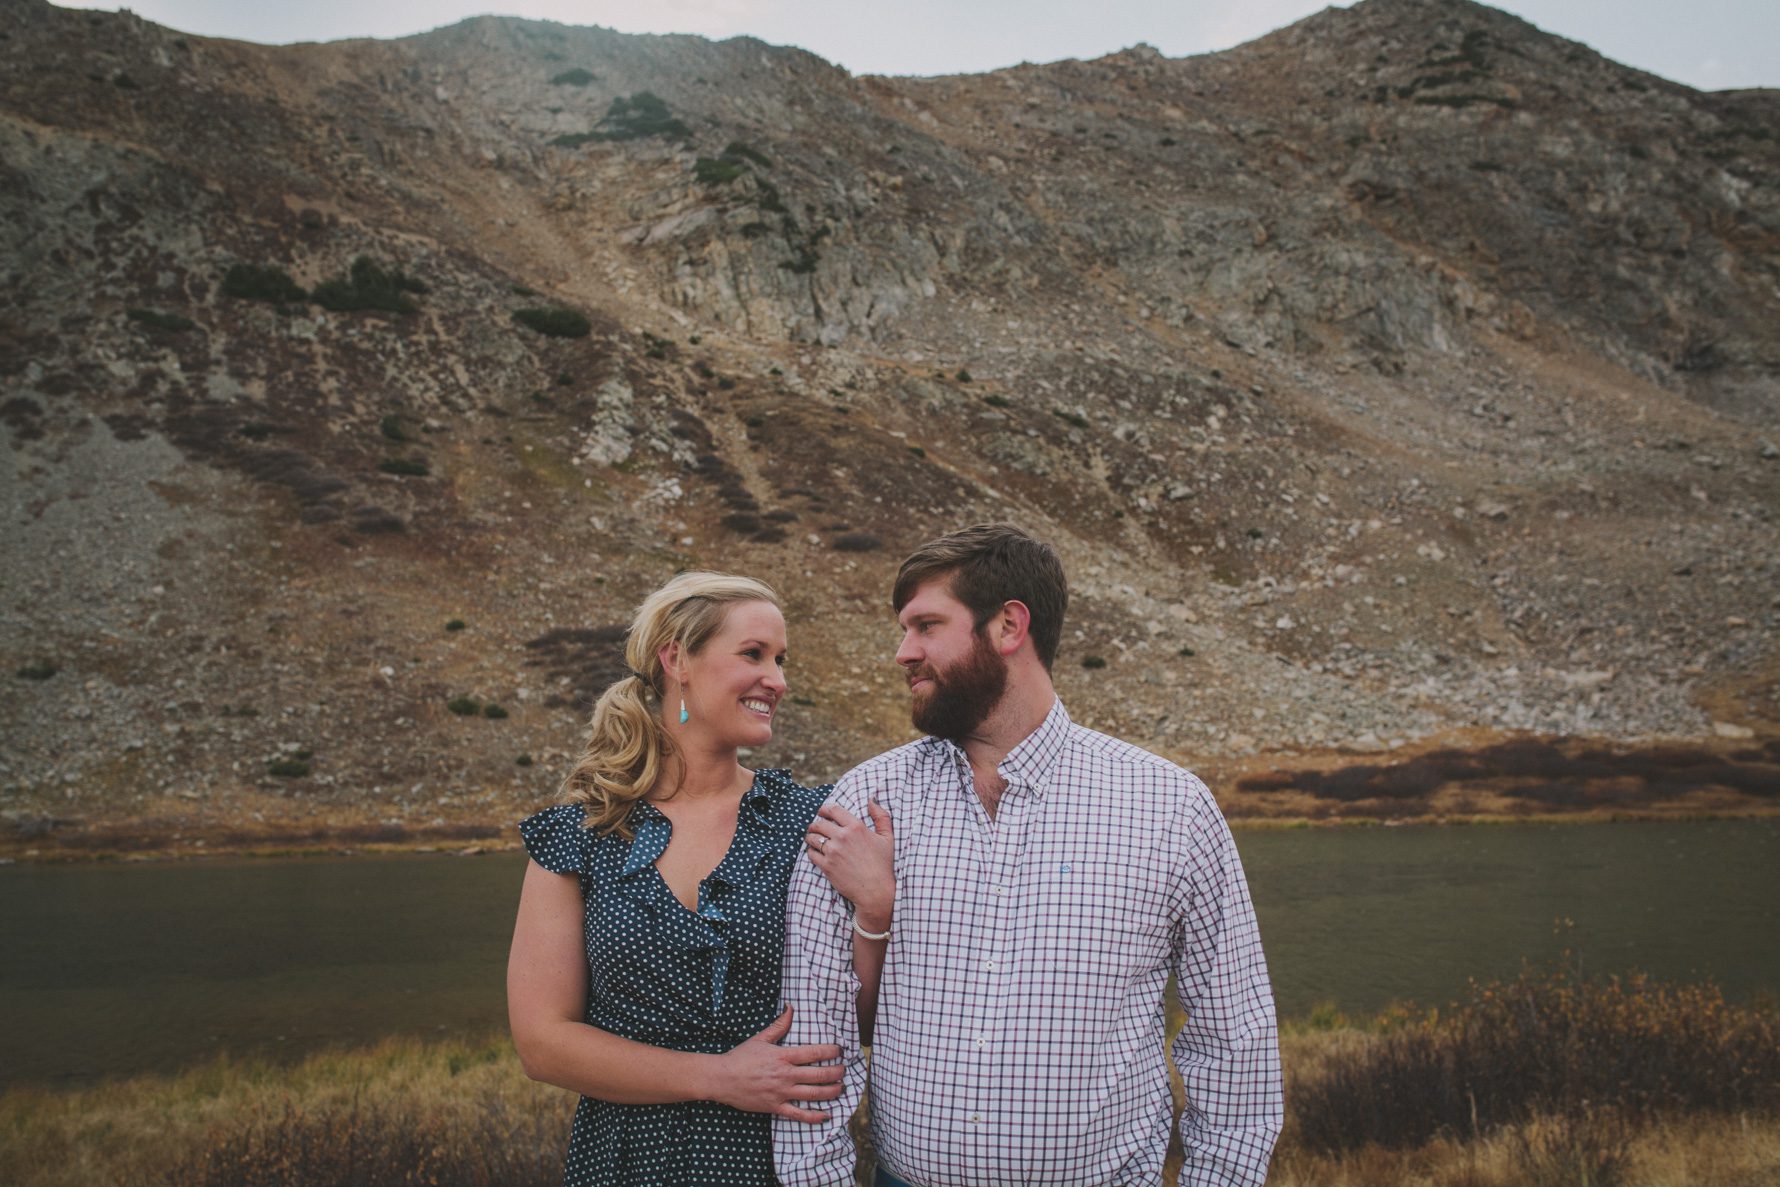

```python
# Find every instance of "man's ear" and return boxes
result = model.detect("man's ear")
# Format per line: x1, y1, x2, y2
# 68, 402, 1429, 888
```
992, 600, 1032, 657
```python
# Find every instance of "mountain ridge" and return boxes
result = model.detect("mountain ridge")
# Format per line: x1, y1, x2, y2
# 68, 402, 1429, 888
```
1, 0, 1776, 852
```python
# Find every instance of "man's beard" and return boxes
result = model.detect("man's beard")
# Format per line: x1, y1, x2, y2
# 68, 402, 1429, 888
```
909, 629, 1008, 742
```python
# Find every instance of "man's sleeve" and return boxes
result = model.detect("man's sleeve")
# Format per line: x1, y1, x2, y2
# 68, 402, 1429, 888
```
773, 778, 870, 1187
1169, 780, 1283, 1187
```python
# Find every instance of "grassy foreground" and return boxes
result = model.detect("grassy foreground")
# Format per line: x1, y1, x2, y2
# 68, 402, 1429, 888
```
4, 970, 1777, 1187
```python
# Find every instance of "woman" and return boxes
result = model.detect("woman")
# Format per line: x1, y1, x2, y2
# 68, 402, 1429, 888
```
508, 572, 893, 1186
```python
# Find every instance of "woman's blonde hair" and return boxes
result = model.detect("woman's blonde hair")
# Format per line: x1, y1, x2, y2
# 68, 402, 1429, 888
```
561, 571, 782, 837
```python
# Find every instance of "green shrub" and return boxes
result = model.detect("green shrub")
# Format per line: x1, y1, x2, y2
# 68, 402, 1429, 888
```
509, 284, 538, 297
267, 759, 310, 778
379, 457, 429, 477
983, 394, 1011, 408
379, 415, 407, 442
446, 696, 481, 716
1052, 408, 1089, 429
781, 247, 819, 274
512, 307, 591, 338
516, 754, 534, 767
549, 67, 597, 86
833, 532, 882, 552
126, 307, 195, 331
15, 661, 56, 680
1081, 655, 1107, 669
724, 140, 773, 168
694, 157, 747, 185
220, 263, 306, 304
554, 91, 692, 145
483, 704, 509, 720
444, 619, 466, 632
907, 445, 926, 458
955, 368, 973, 383
1178, 646, 1196, 657
237, 422, 277, 440
312, 257, 424, 314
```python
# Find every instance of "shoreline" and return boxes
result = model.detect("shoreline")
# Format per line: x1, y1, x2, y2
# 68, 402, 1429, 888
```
2, 802, 1776, 865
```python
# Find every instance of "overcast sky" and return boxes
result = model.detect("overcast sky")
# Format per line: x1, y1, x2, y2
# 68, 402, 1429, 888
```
55, 0, 1780, 91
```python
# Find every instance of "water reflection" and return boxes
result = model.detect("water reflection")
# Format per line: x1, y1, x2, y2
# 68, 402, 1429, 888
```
1, 819, 1774, 1087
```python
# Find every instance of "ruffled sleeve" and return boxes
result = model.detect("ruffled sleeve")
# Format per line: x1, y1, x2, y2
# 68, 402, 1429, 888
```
518, 803, 591, 875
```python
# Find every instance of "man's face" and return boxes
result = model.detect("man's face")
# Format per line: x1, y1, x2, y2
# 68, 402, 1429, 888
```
896, 580, 1008, 741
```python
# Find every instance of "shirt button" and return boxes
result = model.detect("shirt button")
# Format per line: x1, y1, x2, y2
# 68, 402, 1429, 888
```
969, 1113, 982, 1124
974, 1035, 987, 1048
990, 885, 1005, 896
983, 959, 997, 972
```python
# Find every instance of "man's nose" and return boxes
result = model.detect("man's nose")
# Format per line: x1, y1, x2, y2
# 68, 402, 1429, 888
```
894, 632, 920, 667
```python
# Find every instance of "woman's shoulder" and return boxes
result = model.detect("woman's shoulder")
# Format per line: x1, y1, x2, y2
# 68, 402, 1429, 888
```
753, 768, 833, 827
517, 802, 592, 874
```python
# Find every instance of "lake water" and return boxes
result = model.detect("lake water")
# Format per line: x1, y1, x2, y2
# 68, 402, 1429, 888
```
1, 819, 1775, 1088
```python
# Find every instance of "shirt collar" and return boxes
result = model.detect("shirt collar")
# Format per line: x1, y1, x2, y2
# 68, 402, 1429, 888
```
919, 697, 1072, 800
618, 771, 780, 879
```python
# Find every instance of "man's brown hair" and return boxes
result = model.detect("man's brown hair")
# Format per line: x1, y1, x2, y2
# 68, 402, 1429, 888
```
893, 523, 1068, 670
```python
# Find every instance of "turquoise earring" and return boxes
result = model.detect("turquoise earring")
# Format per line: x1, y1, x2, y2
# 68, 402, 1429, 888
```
679, 696, 689, 725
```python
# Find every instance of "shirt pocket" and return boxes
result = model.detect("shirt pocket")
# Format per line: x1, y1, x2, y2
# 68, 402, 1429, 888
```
1028, 860, 1169, 979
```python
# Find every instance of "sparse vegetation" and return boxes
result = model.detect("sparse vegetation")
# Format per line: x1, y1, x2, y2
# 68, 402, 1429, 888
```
551, 91, 691, 146
955, 368, 973, 383
724, 140, 773, 169
266, 759, 310, 778
312, 257, 426, 314
446, 697, 481, 716
548, 67, 597, 86
1052, 408, 1089, 429
983, 394, 1011, 408
1081, 655, 1108, 669
16, 661, 57, 680
482, 704, 509, 720
126, 308, 195, 332
1291, 961, 1779, 1156
694, 156, 747, 185
511, 307, 591, 339
378, 457, 429, 477
219, 263, 306, 305
832, 532, 882, 552
444, 619, 466, 632
515, 754, 534, 767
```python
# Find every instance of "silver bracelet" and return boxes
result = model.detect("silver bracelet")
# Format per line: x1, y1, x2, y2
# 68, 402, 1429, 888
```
851, 914, 891, 941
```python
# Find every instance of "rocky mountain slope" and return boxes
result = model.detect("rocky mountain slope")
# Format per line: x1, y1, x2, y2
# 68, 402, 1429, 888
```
2, 0, 1776, 851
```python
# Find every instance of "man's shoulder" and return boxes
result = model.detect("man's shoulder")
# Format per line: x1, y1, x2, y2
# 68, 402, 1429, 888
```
829, 737, 938, 807
1064, 721, 1216, 805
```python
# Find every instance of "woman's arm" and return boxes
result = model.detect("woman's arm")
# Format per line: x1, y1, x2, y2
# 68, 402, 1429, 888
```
804, 802, 894, 1045
507, 859, 843, 1120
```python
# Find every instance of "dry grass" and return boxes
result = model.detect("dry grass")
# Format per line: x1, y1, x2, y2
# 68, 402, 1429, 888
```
0, 1033, 569, 1187
3, 974, 1777, 1187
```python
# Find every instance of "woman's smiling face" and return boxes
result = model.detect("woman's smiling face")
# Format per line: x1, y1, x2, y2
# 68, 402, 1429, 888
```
668, 599, 788, 749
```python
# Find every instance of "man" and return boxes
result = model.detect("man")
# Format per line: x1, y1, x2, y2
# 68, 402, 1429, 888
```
776, 524, 1281, 1186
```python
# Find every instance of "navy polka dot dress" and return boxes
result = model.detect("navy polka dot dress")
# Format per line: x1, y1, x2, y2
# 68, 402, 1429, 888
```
519, 769, 829, 1187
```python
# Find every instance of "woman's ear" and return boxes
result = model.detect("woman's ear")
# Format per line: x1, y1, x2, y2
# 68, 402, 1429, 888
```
657, 640, 685, 686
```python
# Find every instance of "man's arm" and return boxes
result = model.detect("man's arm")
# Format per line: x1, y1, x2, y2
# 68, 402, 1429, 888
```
1169, 783, 1283, 1187
774, 784, 872, 1186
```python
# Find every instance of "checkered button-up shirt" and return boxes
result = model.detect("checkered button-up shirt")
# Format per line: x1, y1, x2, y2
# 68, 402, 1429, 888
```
775, 699, 1281, 1186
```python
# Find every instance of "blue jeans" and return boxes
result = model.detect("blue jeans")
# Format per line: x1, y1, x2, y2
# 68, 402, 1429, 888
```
874, 1168, 919, 1187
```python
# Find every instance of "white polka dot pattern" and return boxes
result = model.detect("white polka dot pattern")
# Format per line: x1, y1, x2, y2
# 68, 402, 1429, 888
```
520, 769, 829, 1186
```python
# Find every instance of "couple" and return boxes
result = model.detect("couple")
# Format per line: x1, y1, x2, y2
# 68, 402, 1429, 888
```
508, 524, 1282, 1186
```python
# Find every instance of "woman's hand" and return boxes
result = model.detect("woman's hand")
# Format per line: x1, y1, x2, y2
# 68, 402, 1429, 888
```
806, 802, 895, 933
711, 1006, 843, 1122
